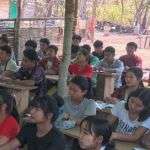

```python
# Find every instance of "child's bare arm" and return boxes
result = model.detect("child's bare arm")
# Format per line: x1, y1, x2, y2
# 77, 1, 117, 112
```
0, 138, 21, 150
111, 127, 147, 142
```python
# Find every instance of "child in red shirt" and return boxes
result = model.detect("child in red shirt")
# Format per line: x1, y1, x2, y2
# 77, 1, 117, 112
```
40, 45, 60, 75
0, 89, 20, 145
69, 48, 93, 79
119, 42, 142, 68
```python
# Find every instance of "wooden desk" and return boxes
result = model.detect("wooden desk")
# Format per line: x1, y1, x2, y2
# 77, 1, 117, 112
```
61, 127, 145, 150
46, 75, 59, 81
0, 80, 36, 113
95, 72, 115, 100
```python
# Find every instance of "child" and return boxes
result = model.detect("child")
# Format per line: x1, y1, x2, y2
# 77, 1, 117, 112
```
92, 40, 104, 60
82, 44, 100, 68
14, 48, 46, 97
40, 45, 60, 75
56, 76, 96, 126
105, 67, 144, 103
0, 45, 18, 77
71, 34, 82, 59
38, 38, 50, 59
79, 116, 115, 150
96, 46, 124, 88
0, 89, 20, 146
0, 34, 8, 47
25, 39, 37, 51
69, 48, 93, 79
110, 88, 150, 142
0, 95, 65, 150
119, 42, 142, 68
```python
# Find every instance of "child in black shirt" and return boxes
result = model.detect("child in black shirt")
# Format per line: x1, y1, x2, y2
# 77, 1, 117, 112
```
0, 95, 65, 150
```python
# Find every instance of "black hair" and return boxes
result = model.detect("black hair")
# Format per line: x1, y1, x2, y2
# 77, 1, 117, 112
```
78, 48, 90, 62
70, 76, 93, 99
48, 45, 58, 54
23, 48, 38, 61
0, 89, 19, 122
29, 95, 59, 122
127, 42, 138, 50
126, 67, 143, 80
72, 34, 82, 42
0, 34, 9, 44
52, 92, 64, 108
0, 45, 12, 55
82, 44, 91, 53
125, 88, 150, 122
25, 39, 37, 50
40, 38, 50, 45
80, 116, 115, 150
93, 40, 103, 48
104, 46, 115, 54
126, 67, 144, 87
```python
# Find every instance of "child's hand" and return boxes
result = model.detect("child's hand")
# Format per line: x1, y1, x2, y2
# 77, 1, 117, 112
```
110, 132, 119, 141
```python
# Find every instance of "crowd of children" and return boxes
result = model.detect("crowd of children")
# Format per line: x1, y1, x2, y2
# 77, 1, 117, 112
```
0, 33, 149, 150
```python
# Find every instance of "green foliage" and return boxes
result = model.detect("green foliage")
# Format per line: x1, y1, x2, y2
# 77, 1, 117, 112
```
95, 0, 138, 25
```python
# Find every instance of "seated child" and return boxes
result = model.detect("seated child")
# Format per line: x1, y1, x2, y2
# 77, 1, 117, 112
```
69, 48, 93, 79
110, 88, 150, 142
56, 76, 96, 127
96, 46, 124, 88
0, 95, 65, 150
0, 45, 18, 77
0, 89, 20, 146
82, 44, 100, 68
38, 38, 50, 60
92, 40, 104, 60
25, 39, 37, 51
40, 45, 60, 75
105, 67, 144, 103
14, 48, 46, 97
79, 116, 115, 150
119, 42, 142, 68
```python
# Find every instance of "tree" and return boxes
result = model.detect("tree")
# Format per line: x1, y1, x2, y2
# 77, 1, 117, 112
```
57, 0, 75, 97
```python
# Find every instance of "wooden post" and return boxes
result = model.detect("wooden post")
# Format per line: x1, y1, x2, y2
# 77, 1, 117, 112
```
72, 0, 78, 33
14, 0, 21, 64
57, 0, 75, 97
95, 73, 115, 100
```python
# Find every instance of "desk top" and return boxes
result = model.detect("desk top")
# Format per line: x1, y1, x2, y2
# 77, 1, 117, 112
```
0, 80, 37, 90
61, 127, 145, 150
45, 75, 59, 81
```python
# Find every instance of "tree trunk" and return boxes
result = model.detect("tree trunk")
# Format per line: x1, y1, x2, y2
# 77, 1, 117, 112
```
57, 0, 75, 97
72, 0, 78, 33
14, 0, 21, 64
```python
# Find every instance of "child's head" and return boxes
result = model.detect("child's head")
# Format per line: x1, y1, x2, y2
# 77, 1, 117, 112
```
22, 48, 38, 69
126, 42, 138, 56
72, 34, 82, 46
82, 44, 91, 54
104, 46, 115, 63
0, 89, 19, 122
0, 45, 12, 62
69, 76, 89, 101
93, 40, 103, 52
46, 45, 58, 59
76, 48, 90, 64
25, 39, 37, 50
40, 38, 50, 51
28, 95, 59, 123
125, 88, 150, 122
0, 34, 9, 46
79, 116, 113, 150
125, 67, 143, 87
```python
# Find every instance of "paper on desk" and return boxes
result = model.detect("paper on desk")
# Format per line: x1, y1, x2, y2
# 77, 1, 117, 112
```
95, 101, 114, 110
